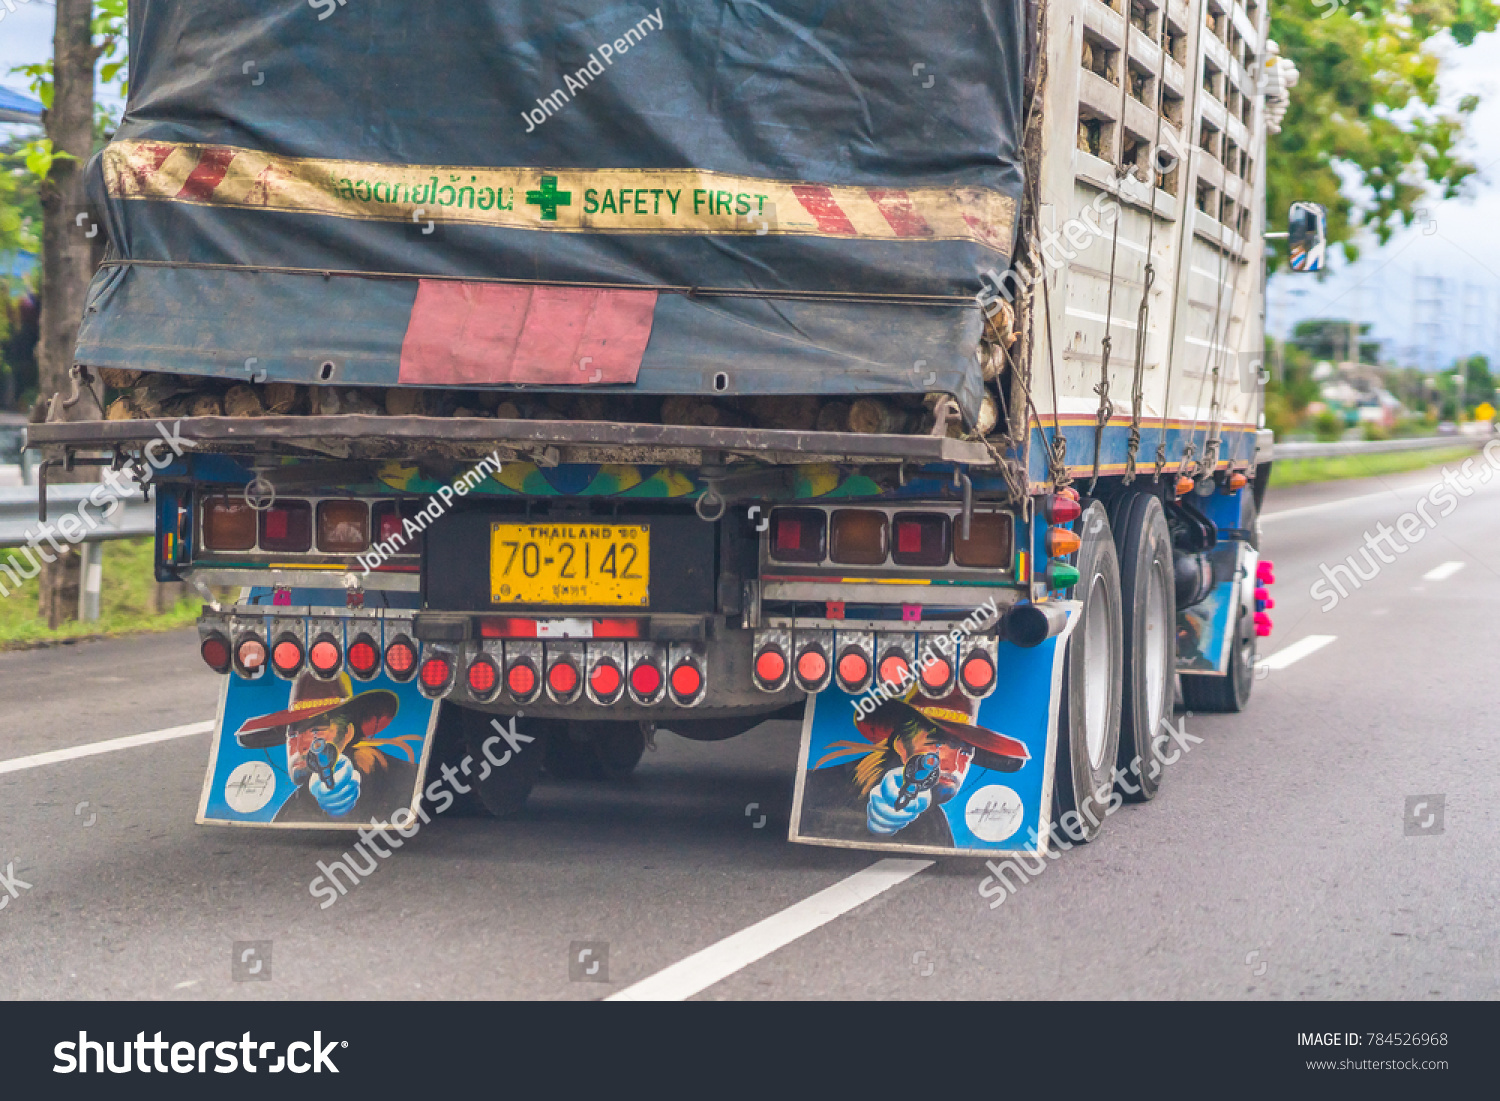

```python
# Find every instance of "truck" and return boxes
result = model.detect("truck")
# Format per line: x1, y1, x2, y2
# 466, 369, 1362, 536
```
29, 0, 1308, 855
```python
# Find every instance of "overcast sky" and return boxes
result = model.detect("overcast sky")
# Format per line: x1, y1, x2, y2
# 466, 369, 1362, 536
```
3, 4, 1499, 369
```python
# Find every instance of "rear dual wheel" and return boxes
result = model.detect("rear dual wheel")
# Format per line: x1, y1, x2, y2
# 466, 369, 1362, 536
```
1110, 492, 1176, 801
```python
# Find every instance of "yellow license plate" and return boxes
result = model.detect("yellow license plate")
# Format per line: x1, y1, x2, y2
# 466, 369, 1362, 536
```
490, 523, 650, 606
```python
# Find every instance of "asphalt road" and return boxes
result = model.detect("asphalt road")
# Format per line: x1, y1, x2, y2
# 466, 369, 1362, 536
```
2, 456, 1498, 1000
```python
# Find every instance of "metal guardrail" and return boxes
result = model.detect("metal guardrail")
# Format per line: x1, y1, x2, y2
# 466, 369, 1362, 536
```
0, 484, 153, 549
1271, 435, 1490, 462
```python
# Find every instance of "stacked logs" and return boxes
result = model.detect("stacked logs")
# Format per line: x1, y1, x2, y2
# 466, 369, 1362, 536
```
97, 369, 1003, 439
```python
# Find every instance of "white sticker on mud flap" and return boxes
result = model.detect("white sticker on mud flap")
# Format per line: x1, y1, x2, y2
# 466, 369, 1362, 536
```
964, 784, 1024, 843
223, 761, 277, 814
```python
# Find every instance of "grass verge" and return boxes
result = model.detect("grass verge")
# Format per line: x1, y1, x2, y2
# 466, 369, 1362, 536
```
1269, 445, 1482, 489
0, 537, 202, 649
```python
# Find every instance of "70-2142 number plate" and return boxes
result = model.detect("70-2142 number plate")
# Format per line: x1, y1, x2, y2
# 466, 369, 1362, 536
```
489, 523, 650, 606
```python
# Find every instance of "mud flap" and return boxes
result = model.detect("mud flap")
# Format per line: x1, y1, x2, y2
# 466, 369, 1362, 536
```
1177, 541, 1257, 679
196, 589, 438, 830
789, 602, 1080, 858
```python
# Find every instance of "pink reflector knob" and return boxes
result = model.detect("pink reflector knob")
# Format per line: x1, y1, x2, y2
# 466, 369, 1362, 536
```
1254, 612, 1273, 637
1257, 561, 1276, 586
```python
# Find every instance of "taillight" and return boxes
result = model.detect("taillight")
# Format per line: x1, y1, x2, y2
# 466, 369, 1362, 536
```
371, 501, 406, 545
384, 636, 418, 681
347, 634, 380, 679
917, 651, 955, 697
586, 645, 626, 706
259, 501, 312, 553
1044, 494, 1082, 525
959, 643, 997, 698
200, 631, 231, 674
627, 644, 667, 705
202, 497, 256, 551
751, 631, 792, 693
891, 513, 950, 567
829, 510, 889, 565
878, 652, 910, 687
668, 647, 707, 707
793, 633, 832, 693
419, 653, 454, 696
308, 633, 342, 678
271, 635, 304, 678
234, 634, 267, 676
504, 641, 543, 704
317, 500, 370, 554
769, 508, 827, 564
467, 654, 501, 701
836, 652, 871, 693
953, 513, 1012, 569
546, 651, 584, 704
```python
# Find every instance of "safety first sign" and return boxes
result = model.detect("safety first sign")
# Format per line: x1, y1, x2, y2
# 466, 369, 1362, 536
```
103, 140, 1016, 250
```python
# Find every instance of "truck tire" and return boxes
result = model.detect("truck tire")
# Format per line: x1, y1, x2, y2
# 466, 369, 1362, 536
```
456, 707, 545, 817
1111, 492, 1175, 802
1180, 605, 1254, 713
1053, 500, 1124, 842
545, 722, 646, 781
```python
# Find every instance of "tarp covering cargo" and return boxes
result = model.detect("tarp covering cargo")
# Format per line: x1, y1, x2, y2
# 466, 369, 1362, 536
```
77, 0, 1026, 423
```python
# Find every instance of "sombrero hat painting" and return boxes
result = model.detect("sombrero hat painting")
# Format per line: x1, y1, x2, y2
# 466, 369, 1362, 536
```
235, 671, 399, 750
853, 688, 1030, 773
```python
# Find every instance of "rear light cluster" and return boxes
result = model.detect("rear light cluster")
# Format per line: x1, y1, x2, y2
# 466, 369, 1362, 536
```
197, 611, 711, 708
1042, 489, 1082, 591
752, 628, 1000, 700
198, 496, 419, 559
767, 507, 1012, 571
198, 613, 421, 685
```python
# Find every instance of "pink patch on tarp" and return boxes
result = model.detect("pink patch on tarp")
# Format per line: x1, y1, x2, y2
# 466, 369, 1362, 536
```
397, 282, 657, 386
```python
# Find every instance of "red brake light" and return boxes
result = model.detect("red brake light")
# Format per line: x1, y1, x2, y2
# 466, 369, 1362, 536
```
961, 656, 995, 691
838, 652, 869, 685
879, 655, 910, 685
548, 661, 579, 695
259, 501, 312, 553
1044, 495, 1082, 525
770, 509, 827, 564
309, 637, 341, 675
797, 650, 827, 683
468, 658, 499, 695
347, 638, 379, 676
419, 656, 453, 690
590, 662, 622, 696
236, 637, 267, 672
200, 633, 230, 673
272, 638, 303, 675
755, 650, 787, 684
920, 658, 952, 689
507, 661, 538, 697
891, 513, 950, 567
630, 662, 662, 696
671, 663, 702, 697
385, 638, 417, 678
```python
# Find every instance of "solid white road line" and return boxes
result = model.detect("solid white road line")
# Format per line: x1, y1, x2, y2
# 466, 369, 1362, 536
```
1422, 561, 1466, 582
1256, 635, 1336, 672
607, 858, 933, 1001
0, 720, 214, 777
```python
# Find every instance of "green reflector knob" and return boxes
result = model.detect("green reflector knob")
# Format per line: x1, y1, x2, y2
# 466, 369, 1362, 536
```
1046, 562, 1080, 590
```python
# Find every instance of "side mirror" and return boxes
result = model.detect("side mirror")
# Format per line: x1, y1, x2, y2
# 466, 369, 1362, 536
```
1287, 201, 1327, 273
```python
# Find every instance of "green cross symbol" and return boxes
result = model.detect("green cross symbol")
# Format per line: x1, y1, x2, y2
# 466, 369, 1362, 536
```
525, 175, 572, 222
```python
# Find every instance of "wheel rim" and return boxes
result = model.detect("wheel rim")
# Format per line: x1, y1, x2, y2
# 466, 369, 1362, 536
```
1143, 558, 1171, 750
1084, 575, 1112, 771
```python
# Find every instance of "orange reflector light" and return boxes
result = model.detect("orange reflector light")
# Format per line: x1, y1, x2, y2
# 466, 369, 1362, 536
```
961, 656, 995, 691
309, 638, 341, 675
1175, 476, 1195, 497
920, 659, 952, 689
671, 664, 703, 697
630, 662, 662, 696
272, 639, 303, 675
590, 663, 622, 696
1057, 487, 1080, 502
236, 637, 267, 672
1228, 472, 1249, 491
1047, 527, 1082, 558
838, 652, 870, 685
755, 650, 787, 683
385, 639, 417, 678
347, 638, 379, 676
467, 658, 499, 695
200, 633, 230, 673
507, 662, 538, 697
419, 656, 452, 690
797, 650, 828, 683
879, 655, 910, 685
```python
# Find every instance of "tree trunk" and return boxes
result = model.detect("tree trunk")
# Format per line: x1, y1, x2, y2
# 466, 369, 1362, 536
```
36, 0, 100, 626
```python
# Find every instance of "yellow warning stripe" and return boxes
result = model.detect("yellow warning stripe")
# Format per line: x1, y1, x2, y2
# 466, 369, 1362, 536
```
102, 140, 1016, 249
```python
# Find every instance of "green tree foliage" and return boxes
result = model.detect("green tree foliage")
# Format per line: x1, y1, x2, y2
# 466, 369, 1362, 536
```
1289, 318, 1381, 363
1269, 0, 1500, 267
